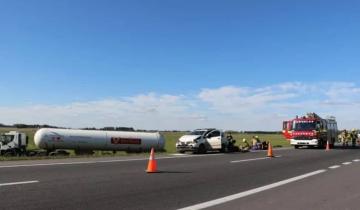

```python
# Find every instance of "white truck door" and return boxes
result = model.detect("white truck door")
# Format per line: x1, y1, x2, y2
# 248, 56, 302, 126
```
206, 130, 222, 149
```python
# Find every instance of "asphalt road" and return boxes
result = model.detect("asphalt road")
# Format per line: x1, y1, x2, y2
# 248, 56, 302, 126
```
207, 161, 360, 210
1, 147, 360, 210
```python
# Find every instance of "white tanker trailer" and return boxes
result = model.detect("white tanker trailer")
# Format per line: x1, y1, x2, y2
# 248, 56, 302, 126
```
34, 128, 165, 155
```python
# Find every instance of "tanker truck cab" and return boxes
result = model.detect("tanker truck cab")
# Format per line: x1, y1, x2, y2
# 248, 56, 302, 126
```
0, 131, 28, 156
176, 128, 228, 154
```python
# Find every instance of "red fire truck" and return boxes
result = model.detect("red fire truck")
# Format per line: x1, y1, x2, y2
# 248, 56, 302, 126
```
282, 113, 338, 149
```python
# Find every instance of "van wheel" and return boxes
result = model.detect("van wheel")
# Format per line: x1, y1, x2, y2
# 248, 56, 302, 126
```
197, 144, 207, 154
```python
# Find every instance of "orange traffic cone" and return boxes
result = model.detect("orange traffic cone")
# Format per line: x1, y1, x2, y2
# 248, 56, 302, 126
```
146, 147, 158, 173
325, 141, 330, 151
267, 142, 274, 157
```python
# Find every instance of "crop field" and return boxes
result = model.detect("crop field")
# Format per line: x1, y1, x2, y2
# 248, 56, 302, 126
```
0, 128, 289, 160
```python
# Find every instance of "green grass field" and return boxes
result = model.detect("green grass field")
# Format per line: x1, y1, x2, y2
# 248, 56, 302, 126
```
0, 128, 290, 160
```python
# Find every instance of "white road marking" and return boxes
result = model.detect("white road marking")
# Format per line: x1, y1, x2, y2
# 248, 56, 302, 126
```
230, 156, 282, 163
0, 180, 39, 187
0, 153, 224, 169
328, 165, 341, 169
353, 159, 360, 162
342, 162, 352, 165
178, 169, 326, 210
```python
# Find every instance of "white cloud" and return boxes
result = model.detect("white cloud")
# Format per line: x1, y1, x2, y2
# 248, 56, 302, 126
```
1, 82, 360, 130
198, 84, 297, 113
0, 94, 205, 130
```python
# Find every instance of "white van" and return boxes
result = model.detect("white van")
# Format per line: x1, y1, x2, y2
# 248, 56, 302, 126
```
175, 128, 228, 154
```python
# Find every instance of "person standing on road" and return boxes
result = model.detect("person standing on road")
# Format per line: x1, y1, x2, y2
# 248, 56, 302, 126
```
341, 130, 349, 148
351, 129, 358, 147
345, 130, 352, 148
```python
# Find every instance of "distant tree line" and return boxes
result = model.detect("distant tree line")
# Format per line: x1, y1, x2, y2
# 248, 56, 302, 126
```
244, 131, 281, 134
82, 127, 135, 131
82, 127, 164, 132
231, 131, 282, 134
0, 123, 11, 128
0, 123, 60, 128
0, 123, 281, 133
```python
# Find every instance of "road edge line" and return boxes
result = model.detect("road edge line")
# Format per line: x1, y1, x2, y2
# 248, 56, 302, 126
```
0, 180, 39, 187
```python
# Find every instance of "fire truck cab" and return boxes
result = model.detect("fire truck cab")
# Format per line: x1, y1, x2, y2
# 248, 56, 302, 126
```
282, 120, 293, 140
288, 113, 338, 149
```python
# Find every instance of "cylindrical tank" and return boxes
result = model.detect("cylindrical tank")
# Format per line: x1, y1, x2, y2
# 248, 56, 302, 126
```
34, 128, 165, 152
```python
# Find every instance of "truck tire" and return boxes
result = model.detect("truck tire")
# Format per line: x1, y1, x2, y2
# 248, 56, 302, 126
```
294, 145, 300, 149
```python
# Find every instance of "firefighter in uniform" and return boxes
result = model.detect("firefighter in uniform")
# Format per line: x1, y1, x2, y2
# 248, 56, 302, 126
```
255, 136, 262, 149
340, 130, 349, 148
241, 138, 250, 152
345, 130, 352, 148
252, 136, 262, 150
351, 129, 358, 147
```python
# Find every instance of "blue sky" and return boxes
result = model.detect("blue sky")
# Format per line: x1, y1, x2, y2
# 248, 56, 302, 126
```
1, 0, 360, 130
